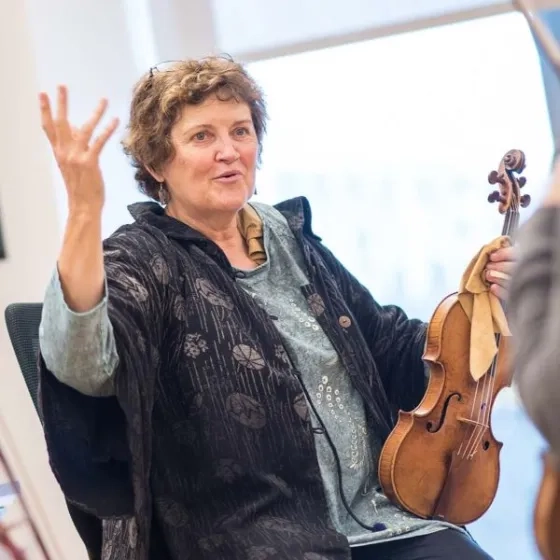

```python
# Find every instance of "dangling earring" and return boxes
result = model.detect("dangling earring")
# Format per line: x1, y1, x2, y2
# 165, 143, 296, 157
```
158, 182, 169, 206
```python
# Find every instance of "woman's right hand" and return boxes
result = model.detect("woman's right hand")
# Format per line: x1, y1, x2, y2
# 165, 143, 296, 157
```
40, 86, 118, 312
39, 85, 119, 216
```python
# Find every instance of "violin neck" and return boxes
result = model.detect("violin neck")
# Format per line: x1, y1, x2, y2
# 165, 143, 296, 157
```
502, 209, 519, 238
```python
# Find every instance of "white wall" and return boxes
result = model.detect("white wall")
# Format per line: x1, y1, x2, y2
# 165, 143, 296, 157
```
25, 0, 151, 237
0, 1, 85, 558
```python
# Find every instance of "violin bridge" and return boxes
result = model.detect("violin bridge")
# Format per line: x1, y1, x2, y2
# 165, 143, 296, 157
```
457, 417, 488, 428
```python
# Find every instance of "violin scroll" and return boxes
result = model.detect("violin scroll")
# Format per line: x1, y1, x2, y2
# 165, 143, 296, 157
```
487, 148, 530, 214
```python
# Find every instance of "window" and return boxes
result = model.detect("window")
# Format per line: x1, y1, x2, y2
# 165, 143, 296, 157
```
248, 12, 553, 559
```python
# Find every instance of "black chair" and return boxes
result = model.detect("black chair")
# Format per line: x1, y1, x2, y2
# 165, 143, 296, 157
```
4, 302, 102, 559
4, 303, 43, 412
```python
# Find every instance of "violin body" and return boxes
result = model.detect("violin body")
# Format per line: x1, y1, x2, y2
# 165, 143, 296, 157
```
534, 450, 560, 560
378, 291, 512, 524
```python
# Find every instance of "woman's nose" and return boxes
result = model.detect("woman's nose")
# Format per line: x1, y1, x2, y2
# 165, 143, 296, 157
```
215, 138, 239, 162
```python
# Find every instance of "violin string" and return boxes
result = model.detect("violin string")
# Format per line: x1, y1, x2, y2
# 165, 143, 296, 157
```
475, 374, 492, 456
466, 355, 496, 459
461, 379, 491, 460
474, 339, 502, 457
460, 374, 490, 459
458, 380, 480, 457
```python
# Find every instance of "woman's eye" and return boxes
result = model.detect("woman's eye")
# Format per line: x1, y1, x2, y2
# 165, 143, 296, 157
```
234, 127, 249, 136
194, 131, 207, 141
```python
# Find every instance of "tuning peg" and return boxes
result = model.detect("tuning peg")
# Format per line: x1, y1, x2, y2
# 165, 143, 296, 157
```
488, 170, 500, 185
488, 190, 505, 204
518, 176, 527, 188
520, 194, 531, 207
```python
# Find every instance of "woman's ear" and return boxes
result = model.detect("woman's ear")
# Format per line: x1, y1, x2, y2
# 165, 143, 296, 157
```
146, 165, 164, 183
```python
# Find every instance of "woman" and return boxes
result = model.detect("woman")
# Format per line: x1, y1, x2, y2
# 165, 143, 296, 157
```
38, 57, 513, 560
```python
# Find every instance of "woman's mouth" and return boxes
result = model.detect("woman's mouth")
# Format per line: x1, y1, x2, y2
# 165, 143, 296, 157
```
214, 171, 242, 183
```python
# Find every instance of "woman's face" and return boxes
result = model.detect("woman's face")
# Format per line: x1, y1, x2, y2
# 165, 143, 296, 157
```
153, 95, 259, 220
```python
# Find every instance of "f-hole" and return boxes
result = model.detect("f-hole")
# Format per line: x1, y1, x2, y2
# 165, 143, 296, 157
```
426, 392, 462, 433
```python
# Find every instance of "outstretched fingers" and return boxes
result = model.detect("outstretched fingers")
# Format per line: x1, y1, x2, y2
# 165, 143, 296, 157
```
38, 92, 56, 145
39, 86, 117, 158
54, 85, 72, 144
77, 98, 109, 148
90, 117, 120, 157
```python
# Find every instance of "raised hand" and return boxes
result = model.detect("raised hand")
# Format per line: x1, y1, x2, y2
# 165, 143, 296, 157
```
39, 85, 119, 215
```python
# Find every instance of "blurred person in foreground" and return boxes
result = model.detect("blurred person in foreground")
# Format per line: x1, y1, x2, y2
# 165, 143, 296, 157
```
509, 156, 560, 462
37, 56, 514, 560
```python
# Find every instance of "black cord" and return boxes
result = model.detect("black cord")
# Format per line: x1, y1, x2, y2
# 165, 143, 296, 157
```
294, 372, 387, 533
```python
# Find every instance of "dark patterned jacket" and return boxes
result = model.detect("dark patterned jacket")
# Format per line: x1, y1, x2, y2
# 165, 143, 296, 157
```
38, 196, 427, 560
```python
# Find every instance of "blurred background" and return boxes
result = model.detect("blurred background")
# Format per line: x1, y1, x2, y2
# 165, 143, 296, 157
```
1, 0, 559, 558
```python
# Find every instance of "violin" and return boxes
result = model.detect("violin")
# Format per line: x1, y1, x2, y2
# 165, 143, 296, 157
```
378, 149, 530, 524
511, 2, 560, 558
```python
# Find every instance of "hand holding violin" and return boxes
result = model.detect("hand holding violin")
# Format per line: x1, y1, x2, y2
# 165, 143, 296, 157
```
486, 246, 516, 301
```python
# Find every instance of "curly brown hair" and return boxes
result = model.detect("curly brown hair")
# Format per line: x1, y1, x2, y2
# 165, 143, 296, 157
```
122, 55, 268, 201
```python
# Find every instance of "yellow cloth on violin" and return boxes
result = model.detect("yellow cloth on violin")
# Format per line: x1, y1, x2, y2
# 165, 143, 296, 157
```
237, 204, 267, 265
457, 235, 511, 382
